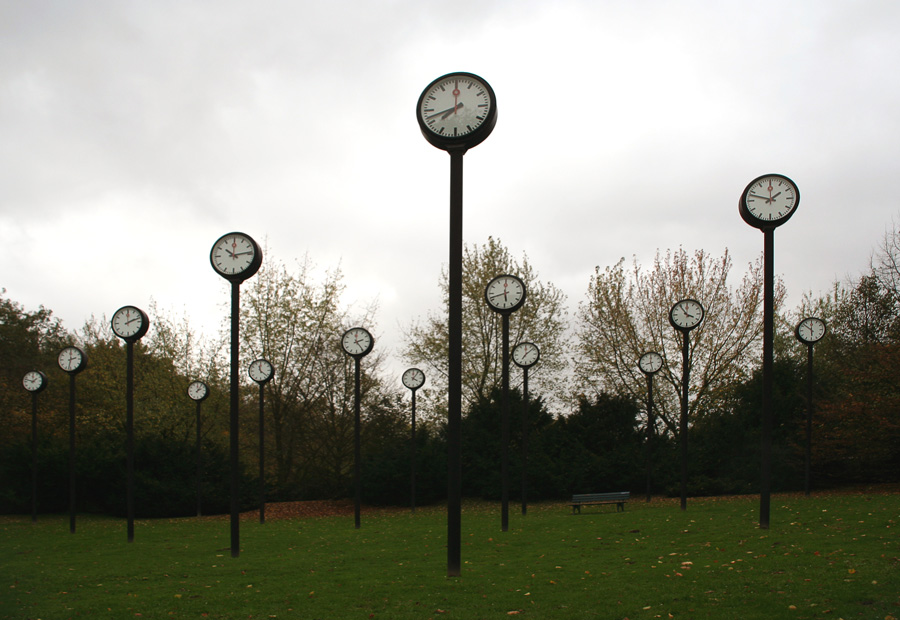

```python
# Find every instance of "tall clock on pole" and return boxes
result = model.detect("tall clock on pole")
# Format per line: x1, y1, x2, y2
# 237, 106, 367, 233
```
341, 327, 374, 529
669, 299, 703, 511
211, 232, 262, 557
739, 173, 799, 530
58, 345, 87, 533
417, 71, 497, 578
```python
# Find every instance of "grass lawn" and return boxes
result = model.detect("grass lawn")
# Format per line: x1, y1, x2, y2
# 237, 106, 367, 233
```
1, 487, 898, 619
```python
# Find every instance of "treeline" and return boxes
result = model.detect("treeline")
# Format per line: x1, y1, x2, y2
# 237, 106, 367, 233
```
2, 223, 900, 517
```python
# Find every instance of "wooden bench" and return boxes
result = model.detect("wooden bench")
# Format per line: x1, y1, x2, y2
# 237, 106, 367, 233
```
570, 492, 630, 514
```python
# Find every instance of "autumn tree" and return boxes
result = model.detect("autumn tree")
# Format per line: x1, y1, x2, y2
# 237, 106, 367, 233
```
240, 251, 391, 497
402, 237, 569, 411
574, 247, 779, 434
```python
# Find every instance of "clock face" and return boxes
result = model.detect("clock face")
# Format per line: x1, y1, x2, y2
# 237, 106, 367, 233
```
58, 346, 87, 374
485, 274, 526, 313
187, 380, 209, 401
23, 370, 47, 393
639, 352, 663, 374
249, 359, 274, 383
795, 317, 826, 345
512, 342, 540, 368
210, 232, 262, 281
341, 327, 374, 357
417, 72, 497, 151
111, 305, 149, 341
402, 368, 425, 390
740, 173, 799, 228
669, 299, 704, 331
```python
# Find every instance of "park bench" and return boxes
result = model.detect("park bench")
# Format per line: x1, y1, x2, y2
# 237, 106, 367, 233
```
569, 491, 630, 514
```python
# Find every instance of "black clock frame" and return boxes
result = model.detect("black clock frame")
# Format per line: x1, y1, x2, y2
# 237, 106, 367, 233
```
639, 351, 663, 375
187, 380, 210, 402
739, 173, 800, 229
512, 342, 540, 369
795, 317, 826, 345
111, 305, 150, 343
249, 359, 274, 384
341, 327, 374, 358
668, 299, 704, 332
210, 232, 263, 283
484, 274, 527, 315
417, 72, 498, 153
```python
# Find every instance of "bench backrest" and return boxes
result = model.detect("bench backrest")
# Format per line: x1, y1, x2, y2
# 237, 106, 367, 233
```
571, 492, 630, 502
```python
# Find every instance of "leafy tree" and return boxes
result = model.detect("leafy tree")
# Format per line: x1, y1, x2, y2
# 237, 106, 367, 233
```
574, 247, 779, 435
240, 250, 386, 498
402, 237, 569, 411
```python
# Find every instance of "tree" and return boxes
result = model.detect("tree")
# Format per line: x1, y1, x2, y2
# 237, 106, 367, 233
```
574, 247, 779, 435
240, 251, 387, 497
402, 237, 569, 411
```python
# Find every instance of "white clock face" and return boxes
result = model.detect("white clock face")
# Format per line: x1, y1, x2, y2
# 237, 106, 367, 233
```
342, 327, 373, 357
639, 352, 663, 374
670, 300, 704, 330
187, 380, 208, 401
420, 74, 492, 138
23, 370, 46, 392
796, 317, 826, 344
402, 368, 425, 390
485, 275, 526, 312
743, 174, 798, 224
58, 346, 85, 373
512, 342, 540, 368
211, 234, 258, 277
112, 306, 146, 340
249, 359, 273, 383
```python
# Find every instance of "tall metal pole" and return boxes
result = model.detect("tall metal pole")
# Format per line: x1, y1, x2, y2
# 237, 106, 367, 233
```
679, 331, 689, 511
230, 282, 241, 557
68, 374, 76, 534
804, 343, 814, 496
31, 392, 38, 523
259, 382, 266, 524
646, 373, 654, 503
354, 357, 362, 529
500, 314, 510, 532
520, 367, 529, 516
410, 388, 417, 514
196, 400, 203, 517
126, 341, 135, 542
447, 149, 464, 577
760, 228, 774, 529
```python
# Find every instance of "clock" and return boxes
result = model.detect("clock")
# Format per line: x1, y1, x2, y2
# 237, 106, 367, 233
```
639, 351, 664, 375
669, 299, 704, 331
512, 342, 540, 368
249, 358, 274, 384
210, 232, 263, 282
187, 380, 209, 402
23, 370, 48, 393
795, 317, 826, 345
485, 274, 526, 314
58, 346, 87, 374
739, 173, 800, 229
111, 305, 149, 342
341, 327, 374, 357
417, 72, 497, 152
402, 368, 426, 391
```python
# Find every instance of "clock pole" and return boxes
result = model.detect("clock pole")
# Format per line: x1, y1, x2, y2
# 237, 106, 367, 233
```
31, 390, 38, 522
646, 372, 654, 503
520, 364, 529, 516
229, 281, 241, 555
411, 385, 417, 514
447, 149, 464, 574
679, 329, 689, 511
500, 312, 511, 532
69, 372, 77, 533
126, 339, 135, 542
804, 340, 814, 496
196, 398, 203, 517
354, 355, 362, 529
258, 379, 266, 524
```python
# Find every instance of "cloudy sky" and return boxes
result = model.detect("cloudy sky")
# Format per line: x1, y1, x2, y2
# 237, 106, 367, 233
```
2, 0, 898, 380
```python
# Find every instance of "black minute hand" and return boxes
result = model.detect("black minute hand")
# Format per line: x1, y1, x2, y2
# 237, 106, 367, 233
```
427, 103, 464, 120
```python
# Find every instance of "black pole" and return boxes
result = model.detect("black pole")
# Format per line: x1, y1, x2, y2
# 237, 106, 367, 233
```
230, 282, 240, 557
520, 367, 529, 516
500, 314, 510, 532
68, 373, 76, 534
259, 382, 266, 524
805, 343, 814, 496
354, 357, 362, 529
680, 331, 689, 511
196, 400, 202, 517
411, 388, 417, 514
126, 341, 135, 542
646, 373, 653, 503
760, 228, 774, 529
31, 392, 38, 523
447, 149, 464, 577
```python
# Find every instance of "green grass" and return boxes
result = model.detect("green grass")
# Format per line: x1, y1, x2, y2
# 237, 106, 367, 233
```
1, 489, 898, 619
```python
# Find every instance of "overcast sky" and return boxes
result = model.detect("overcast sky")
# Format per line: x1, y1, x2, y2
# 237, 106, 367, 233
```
3, 0, 898, 381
